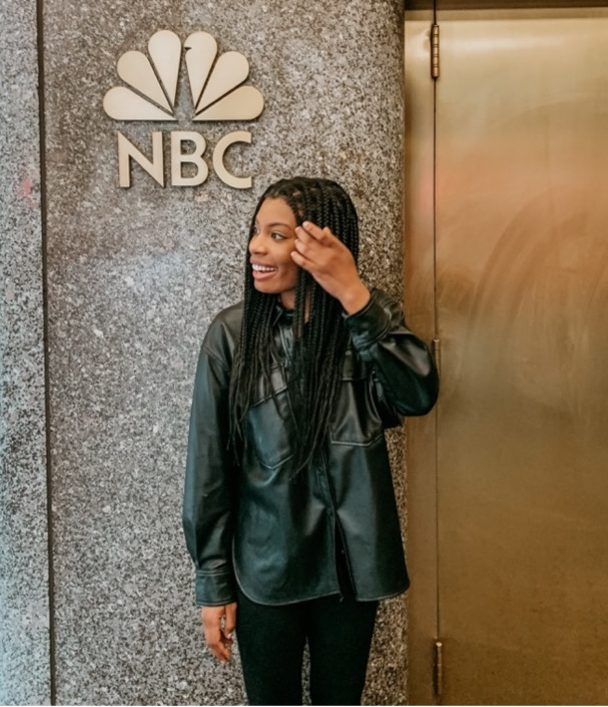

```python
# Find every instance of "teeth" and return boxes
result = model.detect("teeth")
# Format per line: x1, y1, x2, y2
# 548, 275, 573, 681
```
252, 264, 276, 272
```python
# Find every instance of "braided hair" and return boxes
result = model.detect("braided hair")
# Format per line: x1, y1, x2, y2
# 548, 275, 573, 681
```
229, 177, 360, 475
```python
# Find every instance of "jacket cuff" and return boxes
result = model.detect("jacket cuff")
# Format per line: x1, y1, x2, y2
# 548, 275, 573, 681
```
195, 569, 237, 606
343, 289, 393, 348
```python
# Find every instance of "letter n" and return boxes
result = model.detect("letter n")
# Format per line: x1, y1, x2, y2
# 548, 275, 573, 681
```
117, 132, 164, 188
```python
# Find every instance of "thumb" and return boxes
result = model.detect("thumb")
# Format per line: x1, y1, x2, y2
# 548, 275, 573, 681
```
224, 602, 237, 638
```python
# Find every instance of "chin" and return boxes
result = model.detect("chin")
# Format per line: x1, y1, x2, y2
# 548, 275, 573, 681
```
253, 282, 279, 295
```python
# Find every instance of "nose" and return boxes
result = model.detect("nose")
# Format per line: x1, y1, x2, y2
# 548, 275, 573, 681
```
249, 232, 266, 255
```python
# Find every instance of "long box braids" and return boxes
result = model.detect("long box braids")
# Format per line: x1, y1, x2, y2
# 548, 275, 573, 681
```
229, 177, 360, 477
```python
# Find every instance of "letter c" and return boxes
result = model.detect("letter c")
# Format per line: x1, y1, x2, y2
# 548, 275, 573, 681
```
212, 131, 252, 190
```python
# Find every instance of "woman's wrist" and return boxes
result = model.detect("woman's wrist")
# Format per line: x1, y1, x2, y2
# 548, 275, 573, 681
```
339, 281, 371, 315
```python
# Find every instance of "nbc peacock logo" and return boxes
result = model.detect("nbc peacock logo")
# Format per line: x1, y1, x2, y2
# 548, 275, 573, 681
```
103, 29, 265, 189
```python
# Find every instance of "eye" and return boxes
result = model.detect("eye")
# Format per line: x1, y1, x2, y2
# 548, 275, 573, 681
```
271, 231, 287, 241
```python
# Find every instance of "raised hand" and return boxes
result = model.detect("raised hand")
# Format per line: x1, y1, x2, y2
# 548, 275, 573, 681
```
291, 221, 370, 315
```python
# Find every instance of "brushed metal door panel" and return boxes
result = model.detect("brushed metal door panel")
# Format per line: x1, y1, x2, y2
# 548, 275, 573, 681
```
406, 9, 608, 704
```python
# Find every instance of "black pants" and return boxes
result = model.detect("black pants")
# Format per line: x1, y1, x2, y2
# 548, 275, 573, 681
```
235, 533, 378, 705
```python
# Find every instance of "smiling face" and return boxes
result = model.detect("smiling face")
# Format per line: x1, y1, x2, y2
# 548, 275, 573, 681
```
249, 197, 300, 309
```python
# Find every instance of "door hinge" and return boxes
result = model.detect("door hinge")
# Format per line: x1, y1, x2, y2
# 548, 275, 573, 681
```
433, 639, 444, 697
431, 337, 441, 375
431, 23, 440, 80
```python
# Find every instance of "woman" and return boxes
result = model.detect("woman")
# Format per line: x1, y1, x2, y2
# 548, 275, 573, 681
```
182, 177, 439, 705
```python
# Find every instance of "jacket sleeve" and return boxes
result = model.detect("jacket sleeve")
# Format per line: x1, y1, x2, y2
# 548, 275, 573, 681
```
343, 288, 439, 418
182, 339, 237, 606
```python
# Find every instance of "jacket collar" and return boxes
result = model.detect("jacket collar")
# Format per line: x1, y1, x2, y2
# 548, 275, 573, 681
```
272, 298, 295, 326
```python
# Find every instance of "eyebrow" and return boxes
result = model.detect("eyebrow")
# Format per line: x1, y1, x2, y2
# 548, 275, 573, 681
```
255, 221, 294, 229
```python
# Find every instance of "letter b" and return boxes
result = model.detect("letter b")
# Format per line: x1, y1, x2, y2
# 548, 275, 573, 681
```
171, 131, 208, 186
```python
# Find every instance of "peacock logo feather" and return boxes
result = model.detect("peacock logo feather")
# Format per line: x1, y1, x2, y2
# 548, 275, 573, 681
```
103, 30, 264, 121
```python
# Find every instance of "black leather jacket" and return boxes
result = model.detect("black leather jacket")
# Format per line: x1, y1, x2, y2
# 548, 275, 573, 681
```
182, 289, 439, 606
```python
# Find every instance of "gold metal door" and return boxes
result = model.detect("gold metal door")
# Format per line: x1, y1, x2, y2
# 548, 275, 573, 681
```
405, 8, 608, 704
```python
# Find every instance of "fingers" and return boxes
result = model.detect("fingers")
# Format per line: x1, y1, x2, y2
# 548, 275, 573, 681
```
294, 223, 335, 265
200, 604, 235, 663
224, 602, 237, 637
297, 221, 334, 244
289, 248, 308, 266
201, 607, 229, 662
291, 221, 351, 274
293, 224, 315, 261
292, 221, 360, 305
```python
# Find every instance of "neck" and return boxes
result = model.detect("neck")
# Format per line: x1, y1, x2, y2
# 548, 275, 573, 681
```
279, 292, 295, 310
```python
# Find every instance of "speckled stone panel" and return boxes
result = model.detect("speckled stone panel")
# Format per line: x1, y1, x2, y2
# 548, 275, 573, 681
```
43, 0, 407, 703
0, 2, 50, 704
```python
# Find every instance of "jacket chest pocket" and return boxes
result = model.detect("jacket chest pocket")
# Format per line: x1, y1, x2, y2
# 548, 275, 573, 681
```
245, 368, 295, 470
329, 379, 384, 446
329, 351, 384, 447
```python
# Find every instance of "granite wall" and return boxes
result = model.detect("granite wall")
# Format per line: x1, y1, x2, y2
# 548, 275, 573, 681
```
1, 0, 407, 703
0, 1, 51, 704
